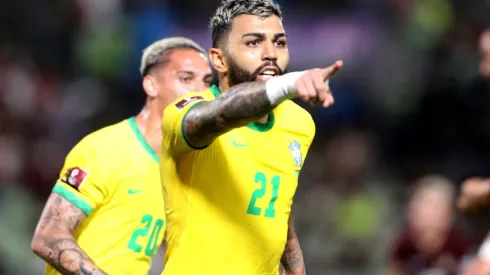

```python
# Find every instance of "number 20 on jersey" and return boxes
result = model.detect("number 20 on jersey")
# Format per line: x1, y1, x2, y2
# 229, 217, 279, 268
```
127, 214, 164, 256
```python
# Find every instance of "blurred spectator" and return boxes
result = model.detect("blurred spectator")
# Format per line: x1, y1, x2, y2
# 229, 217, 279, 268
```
478, 29, 490, 79
389, 175, 469, 275
295, 128, 396, 274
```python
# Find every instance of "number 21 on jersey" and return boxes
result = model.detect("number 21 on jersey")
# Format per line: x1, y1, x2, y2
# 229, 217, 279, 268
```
247, 171, 281, 218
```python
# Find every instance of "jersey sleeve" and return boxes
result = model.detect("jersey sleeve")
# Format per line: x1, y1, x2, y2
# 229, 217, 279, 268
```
52, 137, 109, 216
162, 92, 213, 156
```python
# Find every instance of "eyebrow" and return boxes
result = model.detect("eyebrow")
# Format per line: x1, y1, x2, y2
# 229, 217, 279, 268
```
176, 70, 213, 78
241, 32, 287, 40
176, 70, 196, 75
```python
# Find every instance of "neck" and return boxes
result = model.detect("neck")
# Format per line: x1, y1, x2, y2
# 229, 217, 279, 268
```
133, 100, 162, 153
219, 77, 269, 124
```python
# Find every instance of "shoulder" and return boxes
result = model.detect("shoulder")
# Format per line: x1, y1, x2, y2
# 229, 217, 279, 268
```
164, 89, 216, 114
69, 119, 130, 158
275, 100, 315, 139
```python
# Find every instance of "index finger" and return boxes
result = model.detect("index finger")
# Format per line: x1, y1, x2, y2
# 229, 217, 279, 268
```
321, 60, 343, 79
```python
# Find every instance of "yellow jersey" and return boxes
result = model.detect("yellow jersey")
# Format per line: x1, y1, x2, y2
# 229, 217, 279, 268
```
160, 85, 315, 275
46, 117, 165, 275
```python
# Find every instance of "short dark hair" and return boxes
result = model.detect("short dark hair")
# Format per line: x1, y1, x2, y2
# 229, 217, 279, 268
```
209, 0, 282, 48
140, 37, 206, 77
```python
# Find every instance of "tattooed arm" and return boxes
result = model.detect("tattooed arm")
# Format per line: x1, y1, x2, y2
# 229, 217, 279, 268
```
280, 212, 306, 275
183, 81, 273, 148
181, 62, 343, 148
31, 193, 107, 275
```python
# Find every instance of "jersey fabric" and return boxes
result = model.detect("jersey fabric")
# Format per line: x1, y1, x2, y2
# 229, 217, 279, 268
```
160, 85, 315, 275
45, 117, 165, 275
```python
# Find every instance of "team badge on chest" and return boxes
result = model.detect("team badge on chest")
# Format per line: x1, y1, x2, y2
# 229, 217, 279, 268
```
288, 140, 302, 167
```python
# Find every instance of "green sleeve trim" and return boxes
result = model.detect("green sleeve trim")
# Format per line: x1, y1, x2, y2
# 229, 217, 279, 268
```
180, 101, 210, 150
52, 184, 94, 216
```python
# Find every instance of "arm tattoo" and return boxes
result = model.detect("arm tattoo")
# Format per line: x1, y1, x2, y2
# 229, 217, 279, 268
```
32, 193, 107, 275
183, 81, 272, 148
280, 213, 306, 274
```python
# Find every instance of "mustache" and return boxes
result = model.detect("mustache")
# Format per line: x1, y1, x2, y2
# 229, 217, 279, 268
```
251, 61, 284, 79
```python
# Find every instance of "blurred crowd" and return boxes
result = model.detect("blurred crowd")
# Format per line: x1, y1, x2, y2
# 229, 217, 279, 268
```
1, 0, 490, 274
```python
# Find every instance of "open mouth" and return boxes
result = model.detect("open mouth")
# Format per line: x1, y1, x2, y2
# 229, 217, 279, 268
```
258, 67, 279, 77
257, 66, 280, 81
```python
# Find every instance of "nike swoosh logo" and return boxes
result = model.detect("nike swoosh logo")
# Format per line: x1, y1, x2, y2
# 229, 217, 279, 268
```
128, 189, 142, 194
231, 139, 248, 147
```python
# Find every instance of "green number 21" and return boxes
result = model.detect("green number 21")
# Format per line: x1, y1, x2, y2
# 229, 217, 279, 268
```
127, 214, 164, 256
246, 172, 281, 218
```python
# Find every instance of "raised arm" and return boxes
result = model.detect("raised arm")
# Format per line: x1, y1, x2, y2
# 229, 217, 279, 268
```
280, 211, 306, 275
181, 61, 342, 148
183, 81, 270, 148
31, 193, 107, 275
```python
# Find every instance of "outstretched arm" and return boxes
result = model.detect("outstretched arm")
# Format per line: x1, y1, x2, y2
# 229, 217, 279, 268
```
183, 81, 272, 148
31, 193, 107, 275
182, 61, 342, 148
280, 212, 306, 275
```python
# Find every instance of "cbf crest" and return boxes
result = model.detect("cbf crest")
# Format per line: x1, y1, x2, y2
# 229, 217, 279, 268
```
289, 140, 302, 167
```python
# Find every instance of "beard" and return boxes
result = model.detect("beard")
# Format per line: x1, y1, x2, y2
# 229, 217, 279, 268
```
225, 54, 286, 85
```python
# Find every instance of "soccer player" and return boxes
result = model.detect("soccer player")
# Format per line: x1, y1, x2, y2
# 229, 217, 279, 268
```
160, 0, 342, 274
31, 37, 212, 275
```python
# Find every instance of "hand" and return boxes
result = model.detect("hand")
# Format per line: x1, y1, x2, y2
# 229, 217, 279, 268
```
457, 177, 490, 211
462, 258, 490, 275
295, 60, 343, 107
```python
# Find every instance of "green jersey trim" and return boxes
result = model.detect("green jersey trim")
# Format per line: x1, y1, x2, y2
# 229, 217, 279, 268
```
53, 184, 94, 216
128, 117, 159, 163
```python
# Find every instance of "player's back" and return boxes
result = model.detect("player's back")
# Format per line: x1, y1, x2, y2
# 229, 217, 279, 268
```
161, 86, 315, 275
46, 117, 165, 275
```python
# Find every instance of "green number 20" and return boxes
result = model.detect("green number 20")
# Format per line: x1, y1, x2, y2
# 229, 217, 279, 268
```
127, 214, 164, 256
246, 172, 281, 218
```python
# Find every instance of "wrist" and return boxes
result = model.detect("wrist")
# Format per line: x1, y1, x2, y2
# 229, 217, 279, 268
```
265, 71, 305, 106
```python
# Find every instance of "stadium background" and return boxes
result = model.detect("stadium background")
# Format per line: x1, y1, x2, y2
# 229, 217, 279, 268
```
1, 0, 490, 274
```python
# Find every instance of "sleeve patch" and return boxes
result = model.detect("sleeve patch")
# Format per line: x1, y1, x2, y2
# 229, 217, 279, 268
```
174, 96, 204, 110
60, 167, 89, 191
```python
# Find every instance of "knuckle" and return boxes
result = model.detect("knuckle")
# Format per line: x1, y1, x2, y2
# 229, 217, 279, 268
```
307, 68, 321, 76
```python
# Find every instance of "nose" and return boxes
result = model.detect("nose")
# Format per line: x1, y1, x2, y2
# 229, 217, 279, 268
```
262, 41, 277, 61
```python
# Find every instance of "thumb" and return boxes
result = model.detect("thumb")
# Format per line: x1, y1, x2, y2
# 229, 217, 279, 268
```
321, 60, 343, 80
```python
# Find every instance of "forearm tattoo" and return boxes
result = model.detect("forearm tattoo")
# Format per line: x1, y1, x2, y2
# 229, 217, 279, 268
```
32, 194, 107, 275
183, 81, 272, 148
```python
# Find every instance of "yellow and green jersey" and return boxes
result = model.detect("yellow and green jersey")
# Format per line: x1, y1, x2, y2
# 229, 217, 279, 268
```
46, 117, 165, 275
160, 85, 315, 275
